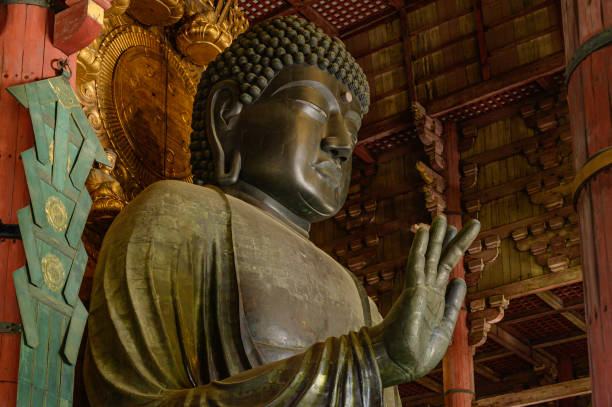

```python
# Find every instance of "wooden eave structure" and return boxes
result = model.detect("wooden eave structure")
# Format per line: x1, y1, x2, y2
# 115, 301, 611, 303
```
239, 0, 592, 405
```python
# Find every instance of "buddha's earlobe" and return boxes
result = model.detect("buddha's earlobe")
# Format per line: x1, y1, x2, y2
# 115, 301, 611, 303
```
207, 80, 243, 185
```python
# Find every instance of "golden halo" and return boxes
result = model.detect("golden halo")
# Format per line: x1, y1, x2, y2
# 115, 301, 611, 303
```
96, 24, 197, 188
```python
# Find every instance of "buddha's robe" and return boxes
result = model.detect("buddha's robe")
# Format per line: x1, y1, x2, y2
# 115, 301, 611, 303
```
85, 180, 401, 406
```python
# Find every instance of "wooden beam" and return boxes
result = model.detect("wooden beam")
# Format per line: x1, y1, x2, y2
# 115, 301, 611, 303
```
408, 8, 473, 36
370, 84, 409, 104
484, 0, 556, 28
502, 303, 584, 326
468, 266, 583, 301
536, 291, 587, 332
462, 162, 572, 204
457, 92, 544, 129
475, 349, 514, 363
353, 144, 375, 164
400, 392, 445, 406
473, 377, 591, 407
477, 206, 575, 242
339, 9, 398, 39
352, 38, 402, 60
475, 363, 502, 382
428, 52, 564, 116
488, 324, 555, 368
462, 124, 570, 166
415, 376, 443, 393
533, 334, 587, 349
357, 111, 412, 145
473, 0, 490, 80
476, 371, 540, 399
399, 7, 417, 101
411, 32, 475, 61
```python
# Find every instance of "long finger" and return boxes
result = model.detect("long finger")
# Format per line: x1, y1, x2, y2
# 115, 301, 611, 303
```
442, 225, 457, 251
425, 216, 447, 285
405, 226, 429, 288
436, 219, 480, 287
427, 278, 467, 363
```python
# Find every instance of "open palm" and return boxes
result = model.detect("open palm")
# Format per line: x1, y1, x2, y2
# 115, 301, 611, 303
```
369, 215, 481, 387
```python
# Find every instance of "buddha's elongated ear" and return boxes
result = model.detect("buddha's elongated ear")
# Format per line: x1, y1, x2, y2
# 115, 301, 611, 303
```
206, 79, 244, 186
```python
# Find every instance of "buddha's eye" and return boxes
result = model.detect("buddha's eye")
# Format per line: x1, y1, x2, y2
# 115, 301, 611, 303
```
291, 99, 328, 123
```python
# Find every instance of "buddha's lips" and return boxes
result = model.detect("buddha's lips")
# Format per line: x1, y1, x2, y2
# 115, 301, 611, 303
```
312, 160, 343, 184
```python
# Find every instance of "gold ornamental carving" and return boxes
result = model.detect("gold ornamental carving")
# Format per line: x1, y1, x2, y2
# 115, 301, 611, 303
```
128, 0, 184, 26
76, 1, 247, 200
41, 254, 66, 292
76, 0, 247, 269
45, 196, 68, 233
176, 0, 248, 65
96, 23, 198, 187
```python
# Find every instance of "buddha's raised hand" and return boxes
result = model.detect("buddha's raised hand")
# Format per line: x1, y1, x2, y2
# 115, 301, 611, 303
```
369, 215, 481, 387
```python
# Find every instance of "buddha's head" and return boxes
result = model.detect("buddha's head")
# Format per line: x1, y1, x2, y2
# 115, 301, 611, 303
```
190, 16, 369, 223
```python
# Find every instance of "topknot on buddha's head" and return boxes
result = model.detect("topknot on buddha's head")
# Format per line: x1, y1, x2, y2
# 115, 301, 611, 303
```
190, 16, 370, 185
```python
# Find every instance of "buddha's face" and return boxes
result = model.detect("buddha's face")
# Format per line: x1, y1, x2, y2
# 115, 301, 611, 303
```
232, 65, 363, 222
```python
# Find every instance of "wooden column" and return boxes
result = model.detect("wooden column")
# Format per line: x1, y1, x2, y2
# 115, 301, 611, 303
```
442, 122, 475, 406
0, 3, 81, 404
560, 1, 612, 405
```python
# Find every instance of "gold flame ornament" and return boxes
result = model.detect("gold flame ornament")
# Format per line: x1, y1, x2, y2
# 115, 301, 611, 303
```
176, 0, 248, 65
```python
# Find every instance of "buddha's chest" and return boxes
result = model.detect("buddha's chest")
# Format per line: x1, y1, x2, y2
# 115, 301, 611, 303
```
230, 201, 367, 363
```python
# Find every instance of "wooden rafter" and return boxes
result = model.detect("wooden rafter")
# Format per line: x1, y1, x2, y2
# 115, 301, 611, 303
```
476, 206, 575, 241
468, 266, 583, 301
473, 377, 591, 407
415, 376, 443, 393
428, 52, 564, 116
536, 291, 587, 332
487, 325, 556, 369
472, 0, 490, 80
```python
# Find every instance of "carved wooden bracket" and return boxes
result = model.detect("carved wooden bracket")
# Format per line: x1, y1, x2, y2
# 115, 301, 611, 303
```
54, 0, 111, 56
413, 102, 446, 219
468, 294, 509, 347
464, 234, 501, 286
511, 213, 580, 272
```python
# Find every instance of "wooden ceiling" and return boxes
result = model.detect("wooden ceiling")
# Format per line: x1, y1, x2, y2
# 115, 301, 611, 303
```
241, 1, 589, 406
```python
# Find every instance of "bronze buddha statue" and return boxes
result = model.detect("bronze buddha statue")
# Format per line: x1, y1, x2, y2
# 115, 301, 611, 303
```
84, 16, 480, 406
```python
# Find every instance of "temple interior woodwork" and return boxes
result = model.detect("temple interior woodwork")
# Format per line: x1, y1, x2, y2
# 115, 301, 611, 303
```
1, 0, 611, 406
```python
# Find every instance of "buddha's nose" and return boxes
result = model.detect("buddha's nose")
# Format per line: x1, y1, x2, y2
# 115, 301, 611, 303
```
322, 115, 353, 162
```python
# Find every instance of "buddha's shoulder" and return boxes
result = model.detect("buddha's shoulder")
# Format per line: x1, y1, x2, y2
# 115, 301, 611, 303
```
108, 181, 230, 237
129, 180, 228, 214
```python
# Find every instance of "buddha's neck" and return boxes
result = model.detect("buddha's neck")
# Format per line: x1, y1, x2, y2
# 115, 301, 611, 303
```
221, 181, 311, 238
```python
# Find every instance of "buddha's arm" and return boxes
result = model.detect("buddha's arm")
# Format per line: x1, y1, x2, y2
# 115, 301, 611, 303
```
157, 328, 382, 407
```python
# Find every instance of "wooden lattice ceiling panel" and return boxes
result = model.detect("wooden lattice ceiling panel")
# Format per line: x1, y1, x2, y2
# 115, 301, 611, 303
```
239, 0, 289, 21
503, 293, 551, 320
310, 0, 391, 30
484, 355, 532, 376
550, 282, 584, 304
544, 338, 588, 359
475, 336, 504, 355
510, 313, 583, 342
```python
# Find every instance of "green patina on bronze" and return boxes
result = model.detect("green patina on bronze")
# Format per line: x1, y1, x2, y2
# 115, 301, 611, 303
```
8, 71, 109, 407
85, 16, 480, 406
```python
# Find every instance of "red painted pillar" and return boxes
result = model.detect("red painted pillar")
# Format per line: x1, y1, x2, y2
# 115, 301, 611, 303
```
560, 1, 612, 406
442, 122, 475, 406
0, 1, 96, 404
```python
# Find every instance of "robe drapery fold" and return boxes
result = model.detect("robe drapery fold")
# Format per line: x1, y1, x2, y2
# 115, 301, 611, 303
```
84, 181, 387, 406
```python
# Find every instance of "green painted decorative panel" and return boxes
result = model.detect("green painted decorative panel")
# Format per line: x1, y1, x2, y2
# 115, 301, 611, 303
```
8, 71, 108, 407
